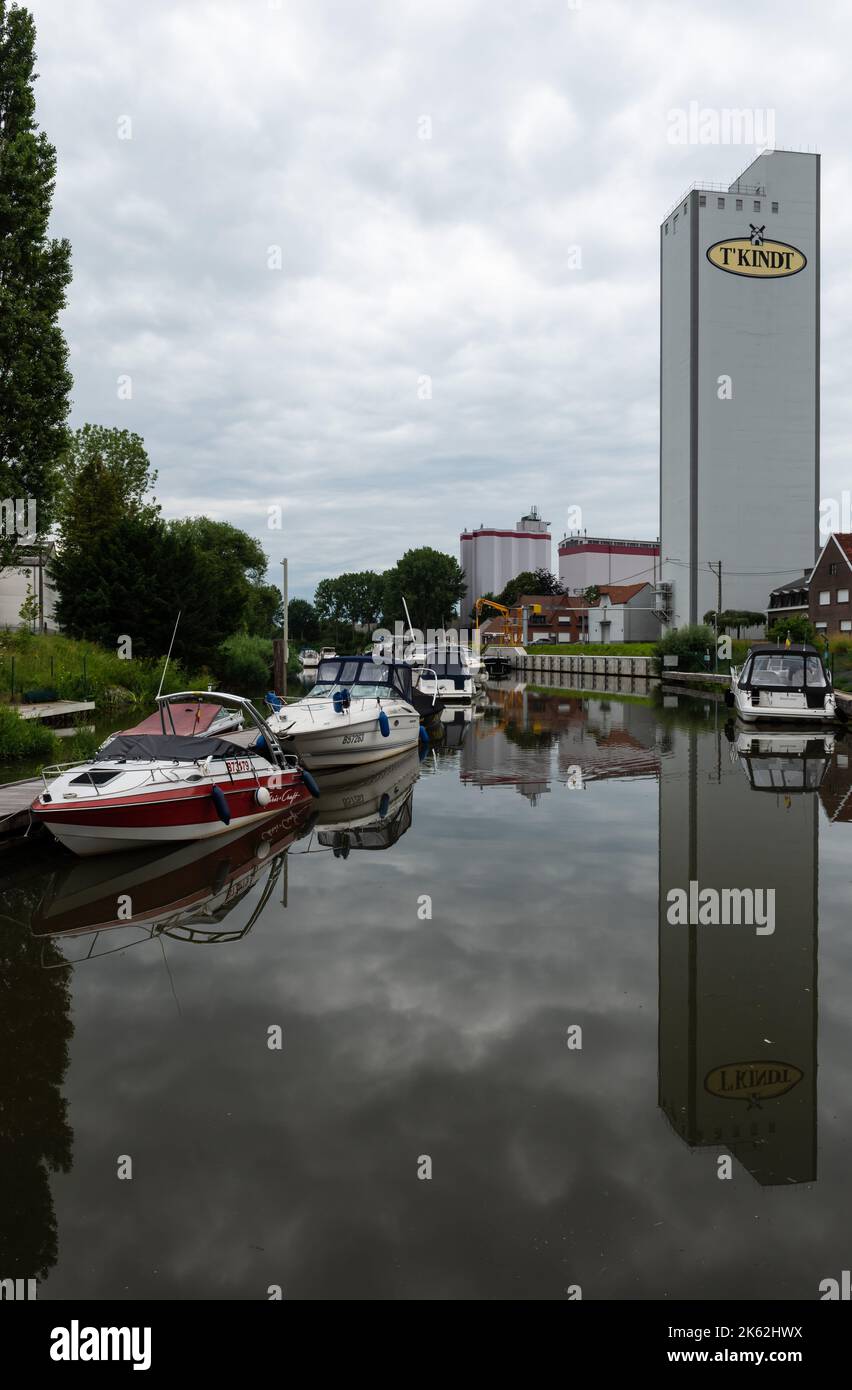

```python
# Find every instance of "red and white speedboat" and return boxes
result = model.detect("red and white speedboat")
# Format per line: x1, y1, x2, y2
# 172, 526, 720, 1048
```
31, 691, 319, 857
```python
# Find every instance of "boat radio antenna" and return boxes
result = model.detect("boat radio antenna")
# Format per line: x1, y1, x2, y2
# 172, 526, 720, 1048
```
156, 611, 182, 701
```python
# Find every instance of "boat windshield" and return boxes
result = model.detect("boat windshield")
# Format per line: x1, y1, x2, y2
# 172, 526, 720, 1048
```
310, 682, 398, 700
746, 654, 826, 688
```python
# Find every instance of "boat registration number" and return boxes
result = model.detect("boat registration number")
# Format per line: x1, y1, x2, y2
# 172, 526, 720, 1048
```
226, 758, 252, 773
342, 733, 365, 745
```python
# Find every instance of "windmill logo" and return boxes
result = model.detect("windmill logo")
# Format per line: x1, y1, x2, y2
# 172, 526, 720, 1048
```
749, 223, 766, 246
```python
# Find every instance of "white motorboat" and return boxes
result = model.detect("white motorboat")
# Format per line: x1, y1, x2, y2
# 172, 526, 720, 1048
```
727, 644, 841, 724
299, 648, 320, 670
31, 691, 319, 856
416, 650, 475, 705
266, 655, 424, 769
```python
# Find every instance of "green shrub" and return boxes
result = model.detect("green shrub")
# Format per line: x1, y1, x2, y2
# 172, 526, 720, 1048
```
766, 614, 816, 645
0, 705, 57, 761
653, 624, 716, 675
216, 634, 273, 694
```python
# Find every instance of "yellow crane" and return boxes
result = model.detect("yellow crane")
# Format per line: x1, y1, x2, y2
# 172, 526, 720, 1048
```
474, 596, 541, 646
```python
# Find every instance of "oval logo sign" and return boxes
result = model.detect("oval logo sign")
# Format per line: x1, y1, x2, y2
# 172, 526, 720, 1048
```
707, 237, 806, 279
705, 1061, 803, 1101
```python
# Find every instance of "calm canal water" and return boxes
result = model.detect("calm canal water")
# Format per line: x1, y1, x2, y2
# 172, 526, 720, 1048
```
1, 681, 850, 1300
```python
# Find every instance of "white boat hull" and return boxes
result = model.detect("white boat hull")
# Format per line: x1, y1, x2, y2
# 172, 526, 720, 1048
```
271, 702, 420, 768
731, 688, 837, 723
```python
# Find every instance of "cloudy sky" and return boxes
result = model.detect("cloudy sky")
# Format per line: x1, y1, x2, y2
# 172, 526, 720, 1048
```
26, 0, 852, 599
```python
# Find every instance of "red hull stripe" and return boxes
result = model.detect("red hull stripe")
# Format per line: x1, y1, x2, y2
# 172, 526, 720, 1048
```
32, 779, 309, 828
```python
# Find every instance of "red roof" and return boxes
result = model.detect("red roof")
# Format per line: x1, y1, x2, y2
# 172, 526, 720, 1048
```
515, 593, 585, 611
597, 582, 650, 605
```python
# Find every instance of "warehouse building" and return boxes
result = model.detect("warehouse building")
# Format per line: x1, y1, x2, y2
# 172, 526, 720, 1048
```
460, 507, 551, 615
558, 533, 659, 594
659, 150, 820, 627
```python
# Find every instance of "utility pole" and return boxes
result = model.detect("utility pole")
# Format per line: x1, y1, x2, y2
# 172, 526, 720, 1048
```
281, 558, 288, 697
709, 561, 722, 670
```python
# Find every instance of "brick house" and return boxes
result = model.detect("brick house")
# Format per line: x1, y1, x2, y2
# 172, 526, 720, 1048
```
808, 534, 852, 638
767, 574, 810, 624
514, 593, 589, 642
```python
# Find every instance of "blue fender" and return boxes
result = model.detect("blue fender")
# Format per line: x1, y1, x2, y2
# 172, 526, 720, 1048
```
211, 784, 231, 825
302, 768, 321, 799
378, 792, 391, 818
378, 710, 391, 737
418, 724, 430, 745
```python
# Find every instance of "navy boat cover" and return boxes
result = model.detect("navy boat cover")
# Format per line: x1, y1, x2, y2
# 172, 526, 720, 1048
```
95, 734, 257, 763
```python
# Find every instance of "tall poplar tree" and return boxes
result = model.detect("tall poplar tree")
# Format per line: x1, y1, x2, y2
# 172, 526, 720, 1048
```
0, 1, 72, 565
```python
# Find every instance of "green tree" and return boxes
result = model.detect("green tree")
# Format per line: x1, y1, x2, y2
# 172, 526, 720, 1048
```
166, 517, 275, 646
287, 597, 318, 642
243, 582, 282, 637
334, 570, 385, 636
313, 576, 345, 642
0, 1, 73, 565
55, 425, 159, 538
382, 547, 466, 630
704, 608, 766, 639
766, 613, 816, 645
498, 568, 563, 607
18, 572, 38, 629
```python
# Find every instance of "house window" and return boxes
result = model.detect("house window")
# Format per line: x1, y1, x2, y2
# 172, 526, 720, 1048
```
754, 200, 761, 212
736, 198, 743, 211
842, 621, 852, 632
683, 202, 687, 214
816, 622, 828, 630
665, 222, 668, 234
717, 197, 725, 209
829, 562, 838, 575
771, 201, 779, 213
839, 589, 850, 603
819, 591, 831, 606
699, 194, 706, 207
673, 214, 678, 233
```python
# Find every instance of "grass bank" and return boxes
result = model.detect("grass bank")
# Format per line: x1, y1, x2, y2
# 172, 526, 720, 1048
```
521, 642, 656, 657
0, 631, 211, 708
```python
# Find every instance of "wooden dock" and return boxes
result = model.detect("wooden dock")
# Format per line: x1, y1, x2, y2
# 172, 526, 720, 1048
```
12, 699, 95, 723
0, 777, 44, 842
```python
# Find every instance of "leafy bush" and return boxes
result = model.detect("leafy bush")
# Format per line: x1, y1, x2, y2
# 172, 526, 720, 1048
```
0, 705, 57, 761
653, 624, 716, 675
766, 613, 816, 645
216, 634, 273, 694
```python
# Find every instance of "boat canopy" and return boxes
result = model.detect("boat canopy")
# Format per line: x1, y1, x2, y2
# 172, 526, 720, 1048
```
421, 651, 472, 687
124, 702, 227, 736
314, 656, 415, 702
739, 647, 829, 697
95, 733, 257, 763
